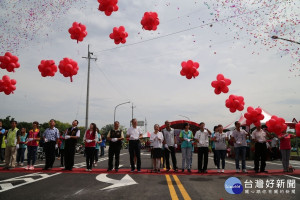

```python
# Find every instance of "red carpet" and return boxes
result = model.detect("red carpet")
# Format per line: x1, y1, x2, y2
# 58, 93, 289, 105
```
1, 168, 299, 176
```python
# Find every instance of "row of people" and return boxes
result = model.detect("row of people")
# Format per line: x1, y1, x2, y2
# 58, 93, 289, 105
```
156, 121, 295, 173
0, 119, 296, 173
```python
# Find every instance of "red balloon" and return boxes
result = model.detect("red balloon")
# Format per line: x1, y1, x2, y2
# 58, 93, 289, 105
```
68, 22, 88, 43
38, 60, 57, 77
109, 26, 128, 45
0, 75, 17, 95
295, 122, 300, 137
141, 12, 160, 31
180, 60, 200, 80
225, 94, 245, 113
211, 74, 231, 95
244, 106, 265, 126
0, 52, 20, 73
98, 0, 118, 16
266, 115, 287, 136
58, 58, 79, 82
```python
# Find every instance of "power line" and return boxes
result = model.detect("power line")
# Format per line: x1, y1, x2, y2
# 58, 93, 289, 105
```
94, 1, 282, 53
94, 61, 130, 100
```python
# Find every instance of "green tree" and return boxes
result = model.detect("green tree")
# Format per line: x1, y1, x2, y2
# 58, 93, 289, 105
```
99, 124, 127, 138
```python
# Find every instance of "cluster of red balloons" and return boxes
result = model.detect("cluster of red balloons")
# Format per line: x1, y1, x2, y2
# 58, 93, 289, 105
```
295, 122, 300, 137
244, 106, 265, 127
180, 60, 200, 79
109, 26, 128, 45
98, 0, 118, 16
211, 74, 231, 95
0, 52, 20, 72
266, 115, 287, 136
225, 95, 245, 113
68, 22, 88, 43
38, 60, 58, 77
0, 75, 17, 95
58, 58, 79, 82
141, 12, 160, 31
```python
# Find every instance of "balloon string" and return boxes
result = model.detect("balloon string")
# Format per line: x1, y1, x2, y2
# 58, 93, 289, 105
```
70, 76, 73, 82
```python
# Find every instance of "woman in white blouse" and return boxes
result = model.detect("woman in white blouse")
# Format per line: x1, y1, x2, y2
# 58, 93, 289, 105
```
150, 124, 164, 173
212, 125, 228, 173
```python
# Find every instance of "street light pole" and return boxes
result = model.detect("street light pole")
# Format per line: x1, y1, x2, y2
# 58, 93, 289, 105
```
114, 101, 130, 122
271, 36, 300, 45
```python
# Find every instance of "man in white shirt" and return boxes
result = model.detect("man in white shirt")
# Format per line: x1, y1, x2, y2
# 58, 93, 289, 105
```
231, 121, 249, 173
126, 118, 143, 172
194, 122, 211, 173
252, 126, 268, 173
162, 120, 178, 172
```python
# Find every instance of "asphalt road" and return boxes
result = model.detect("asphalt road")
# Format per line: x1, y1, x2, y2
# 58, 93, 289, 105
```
0, 149, 300, 200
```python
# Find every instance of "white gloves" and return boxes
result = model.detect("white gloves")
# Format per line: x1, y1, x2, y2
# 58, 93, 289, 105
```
111, 138, 118, 142
184, 138, 190, 142
174, 144, 178, 148
16, 144, 19, 149
44, 138, 48, 142
86, 139, 92, 143
55, 144, 58, 149
4, 139, 7, 144
27, 138, 34, 142
236, 141, 241, 145
164, 144, 168, 148
65, 135, 71, 139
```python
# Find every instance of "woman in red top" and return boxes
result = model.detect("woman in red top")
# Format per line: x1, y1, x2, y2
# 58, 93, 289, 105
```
278, 132, 296, 172
84, 123, 98, 171
26, 121, 40, 170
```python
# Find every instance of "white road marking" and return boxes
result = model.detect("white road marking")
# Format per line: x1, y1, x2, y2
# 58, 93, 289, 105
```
96, 173, 137, 190
74, 188, 84, 195
21, 164, 44, 168
0, 183, 13, 190
209, 157, 300, 169
73, 153, 127, 168
0, 172, 61, 193
208, 157, 254, 168
284, 175, 300, 181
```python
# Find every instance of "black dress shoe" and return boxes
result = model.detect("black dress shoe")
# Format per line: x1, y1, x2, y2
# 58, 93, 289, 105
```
174, 169, 178, 172
115, 169, 118, 172
255, 170, 259, 173
188, 169, 191, 173
42, 168, 49, 170
107, 169, 112, 172
203, 170, 208, 173
181, 169, 184, 172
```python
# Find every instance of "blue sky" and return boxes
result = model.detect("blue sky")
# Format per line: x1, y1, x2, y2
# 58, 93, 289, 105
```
0, 0, 299, 131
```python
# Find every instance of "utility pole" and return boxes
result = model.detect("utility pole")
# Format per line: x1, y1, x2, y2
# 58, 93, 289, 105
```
130, 103, 136, 126
82, 44, 97, 131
